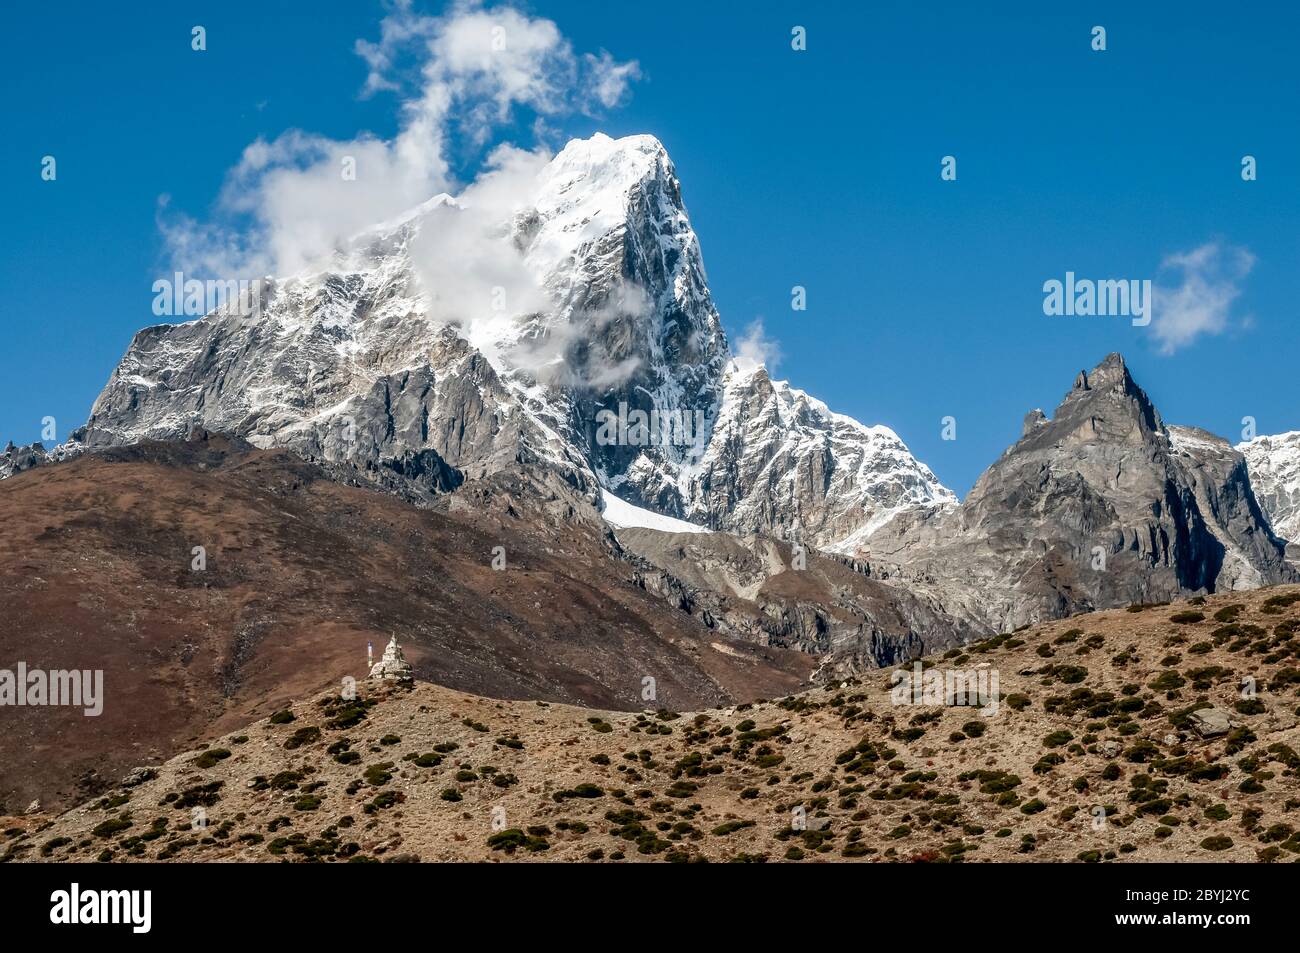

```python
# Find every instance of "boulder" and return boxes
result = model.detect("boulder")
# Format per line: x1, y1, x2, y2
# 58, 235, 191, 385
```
121, 766, 159, 788
1188, 707, 1234, 738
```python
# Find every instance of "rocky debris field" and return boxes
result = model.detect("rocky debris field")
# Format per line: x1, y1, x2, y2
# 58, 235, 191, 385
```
7, 584, 1300, 863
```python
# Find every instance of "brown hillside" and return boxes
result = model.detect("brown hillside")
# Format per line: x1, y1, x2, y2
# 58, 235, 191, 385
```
0, 436, 810, 813
9, 584, 1299, 863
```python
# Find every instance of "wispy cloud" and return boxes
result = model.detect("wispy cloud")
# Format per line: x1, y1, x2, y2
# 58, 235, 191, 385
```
1151, 241, 1255, 354
732, 319, 781, 373
161, 0, 640, 279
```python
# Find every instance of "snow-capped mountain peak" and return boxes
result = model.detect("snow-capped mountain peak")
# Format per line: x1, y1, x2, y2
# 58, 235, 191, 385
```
525, 133, 675, 278
23, 133, 952, 551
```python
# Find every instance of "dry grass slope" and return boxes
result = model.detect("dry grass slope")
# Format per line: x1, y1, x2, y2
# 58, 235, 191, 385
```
7, 585, 1300, 863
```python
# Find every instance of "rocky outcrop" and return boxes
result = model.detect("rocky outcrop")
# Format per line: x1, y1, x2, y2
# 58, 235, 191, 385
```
1188, 707, 1235, 738
0, 440, 83, 480
859, 354, 1295, 633
612, 524, 980, 676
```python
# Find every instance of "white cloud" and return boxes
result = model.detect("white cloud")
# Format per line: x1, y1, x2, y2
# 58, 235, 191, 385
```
408, 143, 552, 332
584, 51, 642, 108
161, 0, 640, 280
732, 320, 781, 373
1151, 242, 1255, 354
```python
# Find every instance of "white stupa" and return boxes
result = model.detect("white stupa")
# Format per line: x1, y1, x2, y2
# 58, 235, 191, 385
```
368, 636, 413, 682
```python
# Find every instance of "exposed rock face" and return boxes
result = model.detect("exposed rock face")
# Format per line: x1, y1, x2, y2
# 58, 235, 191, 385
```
32, 133, 947, 551
80, 275, 577, 497
860, 354, 1295, 633
680, 365, 954, 550
1238, 430, 1300, 555
368, 636, 414, 682
1166, 424, 1288, 589
120, 767, 158, 788
613, 525, 981, 677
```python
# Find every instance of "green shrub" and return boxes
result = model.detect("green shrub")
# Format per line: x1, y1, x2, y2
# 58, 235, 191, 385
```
91, 816, 132, 838
487, 828, 548, 853
283, 727, 321, 750
711, 820, 755, 836
193, 748, 231, 769
553, 783, 604, 802
1148, 671, 1185, 691
40, 837, 72, 856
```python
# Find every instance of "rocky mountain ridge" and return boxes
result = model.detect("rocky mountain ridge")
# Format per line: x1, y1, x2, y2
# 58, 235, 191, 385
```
858, 354, 1295, 633
6, 133, 946, 554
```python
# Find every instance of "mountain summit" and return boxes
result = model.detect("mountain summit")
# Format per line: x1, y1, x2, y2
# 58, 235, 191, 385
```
62, 134, 949, 548
861, 353, 1295, 631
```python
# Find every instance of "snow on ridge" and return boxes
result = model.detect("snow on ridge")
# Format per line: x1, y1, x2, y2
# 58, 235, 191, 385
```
524, 133, 671, 281
353, 193, 458, 241
1236, 430, 1300, 543
1236, 430, 1300, 452
1168, 424, 1232, 455
718, 359, 955, 503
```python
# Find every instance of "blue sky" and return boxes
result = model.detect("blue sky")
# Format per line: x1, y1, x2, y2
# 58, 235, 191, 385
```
2, 0, 1296, 495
